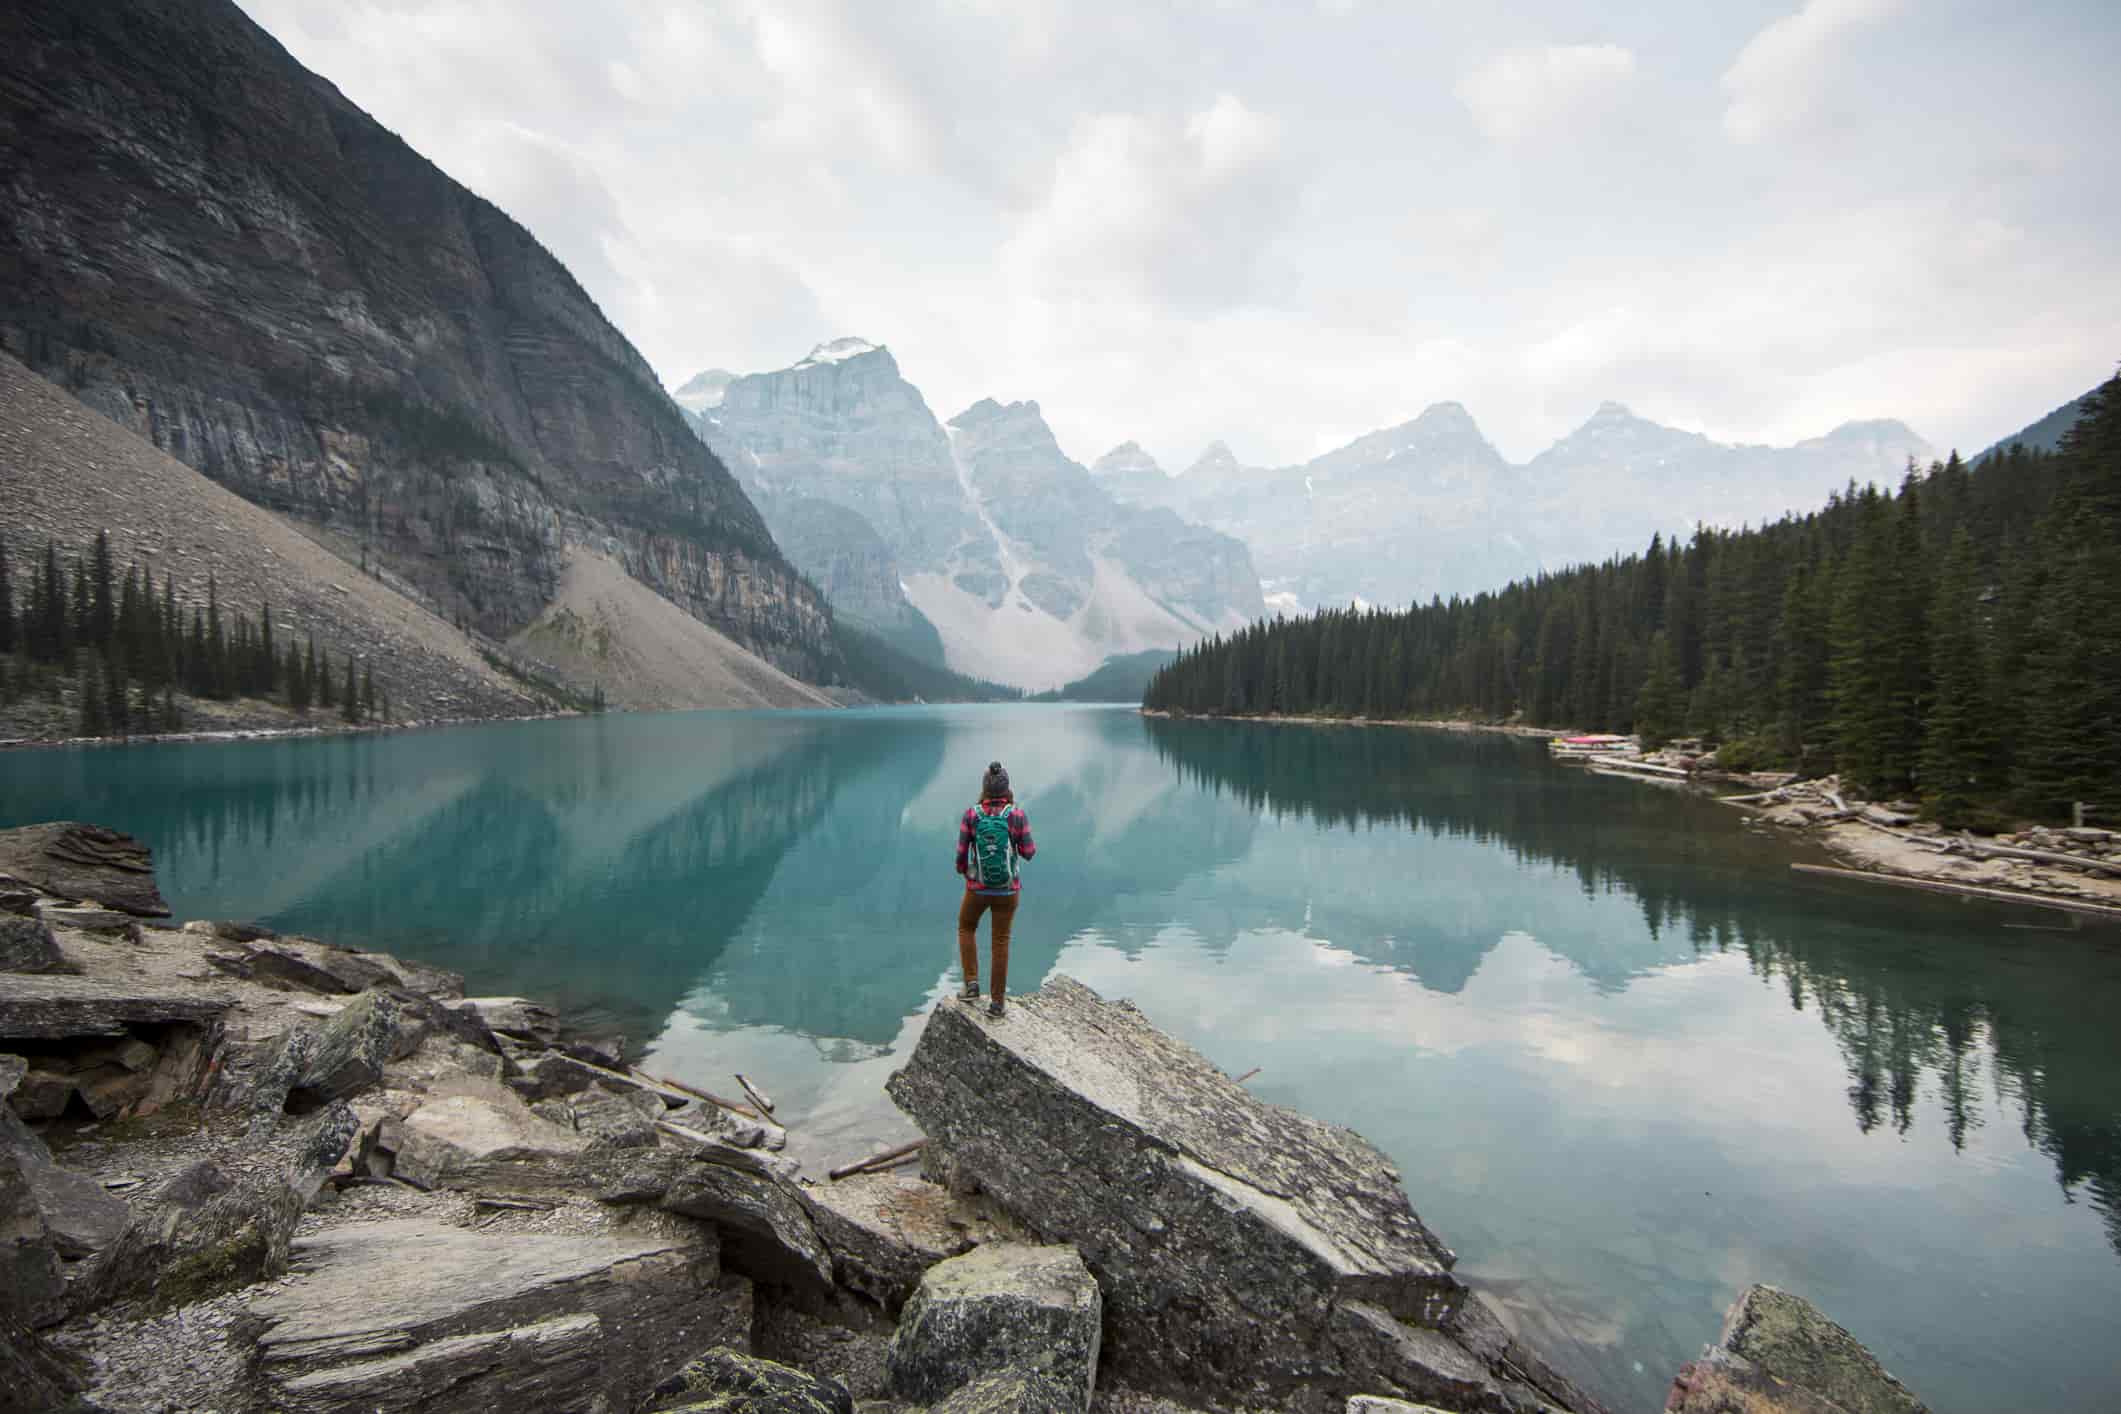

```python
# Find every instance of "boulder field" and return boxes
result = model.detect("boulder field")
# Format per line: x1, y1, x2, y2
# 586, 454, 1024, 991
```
0, 820, 1922, 1414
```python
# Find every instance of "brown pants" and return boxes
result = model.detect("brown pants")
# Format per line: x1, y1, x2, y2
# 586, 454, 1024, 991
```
957, 890, 1018, 1001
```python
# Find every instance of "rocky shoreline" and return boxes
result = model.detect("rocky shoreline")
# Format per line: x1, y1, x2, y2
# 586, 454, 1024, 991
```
2, 820, 1928, 1414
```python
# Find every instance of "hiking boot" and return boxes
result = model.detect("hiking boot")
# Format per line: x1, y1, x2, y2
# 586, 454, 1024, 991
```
988, 996, 1006, 1018
958, 980, 981, 1001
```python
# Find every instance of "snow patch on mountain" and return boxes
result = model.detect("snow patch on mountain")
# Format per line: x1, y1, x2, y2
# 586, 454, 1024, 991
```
792, 336, 881, 369
672, 369, 734, 414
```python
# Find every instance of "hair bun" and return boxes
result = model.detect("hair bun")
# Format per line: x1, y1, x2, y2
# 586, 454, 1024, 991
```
988, 761, 1002, 771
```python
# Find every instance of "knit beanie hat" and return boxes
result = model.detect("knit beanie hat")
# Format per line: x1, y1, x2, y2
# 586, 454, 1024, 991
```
981, 761, 1011, 799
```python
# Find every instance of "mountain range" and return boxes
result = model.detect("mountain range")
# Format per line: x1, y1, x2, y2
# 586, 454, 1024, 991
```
684, 340, 1264, 690
1087, 402, 1933, 613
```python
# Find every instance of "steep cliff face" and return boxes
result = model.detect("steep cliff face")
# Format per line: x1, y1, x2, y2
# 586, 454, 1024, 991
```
0, 0, 835, 679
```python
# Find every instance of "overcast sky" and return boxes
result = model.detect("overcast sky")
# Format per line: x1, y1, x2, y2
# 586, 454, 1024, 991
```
242, 0, 2118, 470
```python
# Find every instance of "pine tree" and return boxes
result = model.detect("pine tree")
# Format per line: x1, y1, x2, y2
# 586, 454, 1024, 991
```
362, 663, 377, 720
35, 540, 70, 665
79, 653, 107, 736
104, 651, 129, 736
1919, 529, 1993, 825
70, 555, 90, 655
318, 644, 335, 710
206, 573, 227, 699
0, 538, 13, 656
341, 658, 360, 723
2017, 374, 2121, 814
259, 601, 276, 698
1636, 631, 1684, 748
90, 530, 115, 649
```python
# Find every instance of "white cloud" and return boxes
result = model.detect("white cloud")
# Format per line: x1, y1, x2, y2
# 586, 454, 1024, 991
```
1455, 44, 1637, 142
1000, 94, 1300, 311
1721, 0, 1905, 143
233, 0, 2121, 472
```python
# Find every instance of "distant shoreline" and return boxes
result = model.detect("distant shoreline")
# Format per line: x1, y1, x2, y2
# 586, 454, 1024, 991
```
0, 707, 585, 754
1137, 707, 1564, 738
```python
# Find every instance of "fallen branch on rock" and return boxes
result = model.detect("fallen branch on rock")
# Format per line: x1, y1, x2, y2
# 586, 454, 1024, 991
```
642, 1069, 761, 1120
734, 1072, 777, 1117
829, 1138, 925, 1181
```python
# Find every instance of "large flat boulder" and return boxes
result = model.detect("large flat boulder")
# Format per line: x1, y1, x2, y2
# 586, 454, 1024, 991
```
0, 823, 169, 917
1667, 1285, 1928, 1414
247, 1217, 746, 1413
662, 1143, 834, 1290
797, 1170, 1004, 1312
886, 1242, 1101, 1411
0, 973, 230, 1041
388, 1092, 586, 1191
889, 978, 1542, 1403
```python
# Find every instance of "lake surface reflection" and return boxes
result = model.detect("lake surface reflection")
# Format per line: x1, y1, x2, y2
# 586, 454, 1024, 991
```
4, 705, 2118, 1411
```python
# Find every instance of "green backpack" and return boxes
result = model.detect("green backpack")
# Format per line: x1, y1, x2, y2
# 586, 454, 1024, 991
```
971, 804, 1017, 889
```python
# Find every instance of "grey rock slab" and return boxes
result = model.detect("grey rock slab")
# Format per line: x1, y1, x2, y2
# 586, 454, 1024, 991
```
886, 1242, 1101, 1411
37, 905, 138, 935
0, 915, 75, 974
451, 995, 560, 1044
798, 1170, 1002, 1312
886, 976, 1465, 1393
249, 1216, 741, 1414
0, 1310, 86, 1412
0, 973, 230, 1040
647, 1345, 854, 1413
88, 1104, 358, 1313
20, 1157, 130, 1259
291, 988, 431, 1108
927, 1369, 1081, 1413
389, 1092, 585, 1191
663, 1146, 834, 1291
1711, 1284, 1928, 1414
0, 1053, 22, 1100
0, 824, 169, 917
0, 1149, 67, 1328
1328, 1300, 1562, 1412
1347, 1400, 1456, 1413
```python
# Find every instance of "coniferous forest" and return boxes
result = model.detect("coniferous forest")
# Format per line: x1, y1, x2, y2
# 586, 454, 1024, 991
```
0, 528, 389, 737
1146, 371, 2121, 824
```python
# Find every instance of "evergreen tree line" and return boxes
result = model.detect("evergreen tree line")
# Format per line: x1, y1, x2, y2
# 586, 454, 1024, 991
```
1145, 372, 2121, 824
0, 529, 389, 736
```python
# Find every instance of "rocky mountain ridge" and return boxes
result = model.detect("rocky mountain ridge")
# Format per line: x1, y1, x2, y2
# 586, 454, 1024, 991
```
1097, 400, 1932, 612
688, 342, 1263, 690
0, 0, 837, 683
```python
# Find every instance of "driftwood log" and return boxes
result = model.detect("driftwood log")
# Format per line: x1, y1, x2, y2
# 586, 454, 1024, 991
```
734, 1072, 777, 1117
1953, 833, 2121, 879
1792, 864, 2121, 920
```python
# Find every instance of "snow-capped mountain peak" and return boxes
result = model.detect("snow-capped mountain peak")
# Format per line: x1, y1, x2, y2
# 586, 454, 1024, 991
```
671, 368, 735, 414
792, 336, 882, 369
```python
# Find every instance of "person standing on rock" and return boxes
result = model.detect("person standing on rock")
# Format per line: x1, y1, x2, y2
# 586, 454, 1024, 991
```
954, 761, 1035, 1018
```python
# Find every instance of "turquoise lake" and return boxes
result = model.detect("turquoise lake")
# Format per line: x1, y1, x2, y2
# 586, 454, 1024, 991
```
3, 704, 2118, 1411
